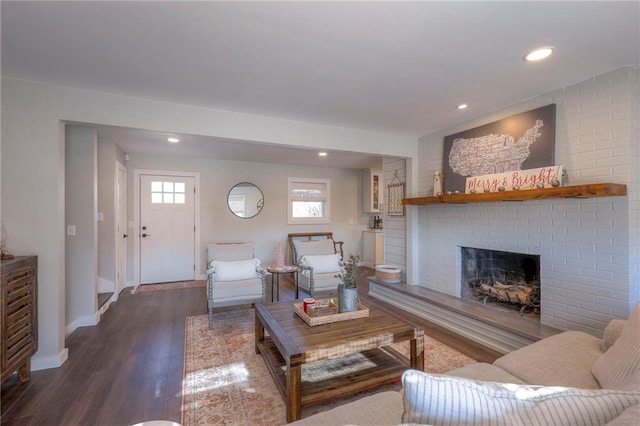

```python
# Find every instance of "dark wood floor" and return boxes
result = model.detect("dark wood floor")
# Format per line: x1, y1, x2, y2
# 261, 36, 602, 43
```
1, 268, 501, 425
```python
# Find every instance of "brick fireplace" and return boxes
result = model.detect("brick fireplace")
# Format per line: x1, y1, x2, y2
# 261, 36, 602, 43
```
415, 68, 637, 338
416, 191, 629, 336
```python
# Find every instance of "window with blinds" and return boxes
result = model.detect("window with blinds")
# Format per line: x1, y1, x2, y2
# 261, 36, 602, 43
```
288, 178, 331, 224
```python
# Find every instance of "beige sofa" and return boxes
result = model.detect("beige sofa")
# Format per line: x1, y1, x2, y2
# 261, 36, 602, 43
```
290, 306, 640, 425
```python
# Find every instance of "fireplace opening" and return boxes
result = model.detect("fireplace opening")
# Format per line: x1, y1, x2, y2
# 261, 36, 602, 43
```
460, 247, 540, 318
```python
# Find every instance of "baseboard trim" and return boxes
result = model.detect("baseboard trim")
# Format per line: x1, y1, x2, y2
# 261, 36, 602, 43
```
98, 293, 115, 317
31, 348, 69, 371
65, 311, 100, 337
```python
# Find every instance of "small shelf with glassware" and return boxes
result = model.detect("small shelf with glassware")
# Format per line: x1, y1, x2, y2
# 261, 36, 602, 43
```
363, 169, 382, 213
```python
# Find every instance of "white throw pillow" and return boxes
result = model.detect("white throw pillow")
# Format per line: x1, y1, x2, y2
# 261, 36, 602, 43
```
212, 258, 260, 281
402, 369, 640, 425
592, 302, 640, 391
300, 254, 341, 274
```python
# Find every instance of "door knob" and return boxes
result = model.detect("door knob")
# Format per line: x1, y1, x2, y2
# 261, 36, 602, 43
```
142, 233, 150, 238
142, 226, 147, 230
123, 234, 128, 238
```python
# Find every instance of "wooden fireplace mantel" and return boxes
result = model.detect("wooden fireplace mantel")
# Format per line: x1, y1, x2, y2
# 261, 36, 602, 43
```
403, 183, 627, 205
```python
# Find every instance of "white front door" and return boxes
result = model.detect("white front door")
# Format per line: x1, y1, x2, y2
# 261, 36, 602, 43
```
139, 174, 195, 284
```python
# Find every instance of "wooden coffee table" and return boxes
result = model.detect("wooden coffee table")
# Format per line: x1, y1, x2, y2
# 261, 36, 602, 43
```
254, 301, 424, 422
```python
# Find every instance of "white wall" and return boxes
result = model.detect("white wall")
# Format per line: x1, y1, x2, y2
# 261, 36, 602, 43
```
97, 140, 127, 293
382, 158, 407, 277
125, 153, 370, 279
97, 140, 116, 288
65, 125, 98, 333
414, 67, 639, 336
1, 77, 417, 369
629, 69, 640, 307
1, 89, 67, 369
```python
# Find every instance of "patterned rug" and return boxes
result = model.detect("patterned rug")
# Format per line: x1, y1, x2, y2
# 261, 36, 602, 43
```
181, 309, 476, 425
131, 280, 206, 294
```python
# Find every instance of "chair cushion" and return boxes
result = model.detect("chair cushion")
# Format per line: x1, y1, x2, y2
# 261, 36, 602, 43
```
602, 319, 628, 352
401, 369, 640, 426
493, 330, 603, 389
592, 302, 640, 391
608, 403, 640, 426
206, 242, 254, 263
447, 362, 527, 384
210, 277, 263, 301
293, 239, 335, 261
287, 391, 403, 426
298, 272, 340, 293
211, 258, 260, 281
300, 253, 341, 273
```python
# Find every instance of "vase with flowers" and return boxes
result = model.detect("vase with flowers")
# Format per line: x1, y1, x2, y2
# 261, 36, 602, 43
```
336, 254, 359, 312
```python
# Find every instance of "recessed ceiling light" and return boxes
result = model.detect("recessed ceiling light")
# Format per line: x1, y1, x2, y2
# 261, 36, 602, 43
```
167, 137, 180, 143
523, 46, 555, 62
318, 152, 328, 157
457, 104, 468, 110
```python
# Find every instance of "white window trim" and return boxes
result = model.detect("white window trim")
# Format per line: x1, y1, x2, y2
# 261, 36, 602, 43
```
288, 177, 331, 225
228, 194, 246, 217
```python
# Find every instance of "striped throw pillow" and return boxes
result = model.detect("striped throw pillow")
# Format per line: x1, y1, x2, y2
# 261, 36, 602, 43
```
402, 370, 640, 425
592, 302, 640, 391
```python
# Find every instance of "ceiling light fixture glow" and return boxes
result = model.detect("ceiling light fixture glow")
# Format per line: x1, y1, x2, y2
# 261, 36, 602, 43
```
457, 104, 468, 110
523, 47, 555, 62
167, 137, 180, 143
318, 152, 328, 157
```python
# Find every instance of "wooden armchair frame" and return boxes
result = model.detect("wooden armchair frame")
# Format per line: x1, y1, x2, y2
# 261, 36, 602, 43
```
287, 232, 344, 266
206, 242, 266, 328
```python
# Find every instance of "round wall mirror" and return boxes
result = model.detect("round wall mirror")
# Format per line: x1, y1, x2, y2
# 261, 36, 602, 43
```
227, 182, 264, 219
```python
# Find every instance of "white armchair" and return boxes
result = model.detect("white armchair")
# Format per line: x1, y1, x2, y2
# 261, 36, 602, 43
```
288, 232, 345, 297
206, 242, 266, 327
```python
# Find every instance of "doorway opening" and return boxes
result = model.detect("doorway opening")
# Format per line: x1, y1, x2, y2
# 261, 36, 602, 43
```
133, 169, 201, 285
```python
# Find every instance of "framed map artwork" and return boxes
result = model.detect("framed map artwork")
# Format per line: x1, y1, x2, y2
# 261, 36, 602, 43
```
442, 104, 556, 193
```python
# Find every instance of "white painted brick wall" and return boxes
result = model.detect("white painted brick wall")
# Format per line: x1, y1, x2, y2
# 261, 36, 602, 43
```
415, 67, 639, 337
629, 68, 640, 309
383, 157, 407, 277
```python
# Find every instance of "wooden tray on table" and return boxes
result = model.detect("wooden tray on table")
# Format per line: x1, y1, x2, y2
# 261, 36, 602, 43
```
294, 297, 369, 326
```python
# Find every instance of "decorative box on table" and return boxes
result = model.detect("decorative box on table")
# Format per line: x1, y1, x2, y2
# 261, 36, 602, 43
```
294, 297, 369, 326
308, 299, 338, 317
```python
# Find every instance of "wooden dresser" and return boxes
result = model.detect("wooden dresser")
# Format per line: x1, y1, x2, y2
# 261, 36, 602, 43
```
1, 256, 38, 384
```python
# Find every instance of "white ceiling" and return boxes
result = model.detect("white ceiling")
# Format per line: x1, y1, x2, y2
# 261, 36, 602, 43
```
2, 1, 639, 168
94, 124, 384, 169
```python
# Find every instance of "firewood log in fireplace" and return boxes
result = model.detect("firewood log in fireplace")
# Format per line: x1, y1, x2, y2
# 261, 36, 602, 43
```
477, 281, 539, 314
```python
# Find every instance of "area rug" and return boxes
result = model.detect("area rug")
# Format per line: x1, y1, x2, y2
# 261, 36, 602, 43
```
131, 280, 206, 294
181, 309, 476, 426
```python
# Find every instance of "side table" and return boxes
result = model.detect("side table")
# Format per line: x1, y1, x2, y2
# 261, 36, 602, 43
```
266, 265, 299, 301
